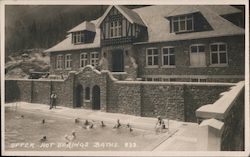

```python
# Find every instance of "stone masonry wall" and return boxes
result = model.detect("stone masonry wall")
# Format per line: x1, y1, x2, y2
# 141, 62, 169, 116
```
221, 88, 244, 151
141, 84, 185, 121
74, 67, 107, 111
32, 81, 50, 104
17, 80, 32, 102
184, 84, 231, 122
107, 80, 141, 116
5, 72, 233, 123
5, 78, 73, 107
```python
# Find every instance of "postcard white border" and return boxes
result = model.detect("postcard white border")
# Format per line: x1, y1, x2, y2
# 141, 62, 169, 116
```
1, 0, 249, 156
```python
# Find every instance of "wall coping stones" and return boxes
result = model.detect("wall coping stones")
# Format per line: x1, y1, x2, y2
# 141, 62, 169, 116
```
200, 118, 224, 132
195, 81, 244, 120
114, 80, 236, 86
5, 78, 65, 82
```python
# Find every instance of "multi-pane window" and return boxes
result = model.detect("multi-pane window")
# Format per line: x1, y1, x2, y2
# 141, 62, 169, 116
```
172, 15, 193, 33
190, 44, 206, 67
72, 31, 84, 44
90, 52, 99, 67
162, 47, 175, 66
80, 53, 88, 68
191, 78, 207, 82
146, 48, 159, 66
65, 54, 72, 69
110, 21, 122, 38
56, 55, 63, 69
210, 43, 228, 65
153, 78, 162, 82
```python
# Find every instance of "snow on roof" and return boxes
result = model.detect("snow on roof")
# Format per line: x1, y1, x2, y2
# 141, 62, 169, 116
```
44, 18, 100, 53
67, 21, 96, 33
133, 5, 244, 44
45, 5, 244, 53
206, 5, 242, 15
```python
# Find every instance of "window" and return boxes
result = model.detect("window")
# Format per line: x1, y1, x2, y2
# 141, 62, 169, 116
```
90, 52, 99, 67
172, 15, 193, 33
146, 48, 159, 66
56, 55, 63, 69
146, 78, 153, 81
163, 78, 170, 82
162, 47, 175, 66
110, 21, 122, 38
153, 78, 162, 82
80, 53, 88, 68
210, 43, 228, 65
190, 78, 207, 82
72, 31, 84, 44
65, 54, 72, 69
190, 44, 206, 67
85, 87, 90, 100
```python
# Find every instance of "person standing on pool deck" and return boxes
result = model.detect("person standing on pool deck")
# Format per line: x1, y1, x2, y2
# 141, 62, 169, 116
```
49, 91, 57, 109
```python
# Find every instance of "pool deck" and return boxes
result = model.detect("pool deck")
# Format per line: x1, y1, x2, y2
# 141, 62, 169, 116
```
4, 102, 200, 151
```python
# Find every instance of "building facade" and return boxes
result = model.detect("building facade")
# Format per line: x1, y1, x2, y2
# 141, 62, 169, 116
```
46, 5, 245, 83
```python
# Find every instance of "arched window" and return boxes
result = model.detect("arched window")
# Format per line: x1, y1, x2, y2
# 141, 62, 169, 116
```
85, 87, 90, 100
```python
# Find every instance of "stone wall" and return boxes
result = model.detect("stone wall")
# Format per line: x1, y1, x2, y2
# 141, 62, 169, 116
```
5, 70, 235, 123
141, 83, 184, 120
184, 84, 231, 122
107, 80, 141, 116
74, 66, 107, 111
220, 88, 244, 151
32, 81, 51, 104
106, 79, 232, 121
5, 78, 73, 107
196, 81, 245, 151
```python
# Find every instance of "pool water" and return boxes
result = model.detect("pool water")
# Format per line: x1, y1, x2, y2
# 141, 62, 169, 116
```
5, 107, 168, 151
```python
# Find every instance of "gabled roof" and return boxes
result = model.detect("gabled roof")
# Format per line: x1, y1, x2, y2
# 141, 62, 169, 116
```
67, 21, 96, 33
44, 18, 100, 53
96, 5, 146, 27
166, 5, 200, 17
45, 5, 244, 53
206, 5, 242, 15
133, 5, 244, 44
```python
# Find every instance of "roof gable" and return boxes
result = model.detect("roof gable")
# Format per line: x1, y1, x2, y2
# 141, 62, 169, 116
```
45, 5, 244, 52
96, 5, 145, 27
67, 21, 96, 33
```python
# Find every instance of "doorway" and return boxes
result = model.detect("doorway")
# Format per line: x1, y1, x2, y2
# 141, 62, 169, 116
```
112, 49, 124, 72
75, 84, 83, 108
92, 85, 100, 110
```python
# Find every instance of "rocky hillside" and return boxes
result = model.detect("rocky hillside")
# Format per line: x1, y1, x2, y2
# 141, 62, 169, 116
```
5, 49, 50, 79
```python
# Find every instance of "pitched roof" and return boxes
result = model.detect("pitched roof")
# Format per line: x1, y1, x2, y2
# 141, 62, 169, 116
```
96, 5, 146, 27
67, 21, 96, 33
45, 5, 244, 53
133, 5, 244, 44
44, 18, 100, 53
206, 5, 242, 15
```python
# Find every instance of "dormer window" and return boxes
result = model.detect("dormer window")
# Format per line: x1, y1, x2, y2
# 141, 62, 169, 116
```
172, 15, 193, 33
72, 31, 84, 44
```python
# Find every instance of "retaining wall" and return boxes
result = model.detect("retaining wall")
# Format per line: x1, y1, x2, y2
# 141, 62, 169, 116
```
196, 81, 245, 151
5, 68, 234, 122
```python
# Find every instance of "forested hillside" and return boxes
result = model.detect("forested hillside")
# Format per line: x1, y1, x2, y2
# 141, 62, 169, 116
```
4, 5, 146, 78
5, 5, 106, 56
5, 5, 146, 58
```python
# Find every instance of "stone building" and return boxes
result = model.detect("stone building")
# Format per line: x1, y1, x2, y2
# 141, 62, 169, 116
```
8, 5, 243, 119
45, 5, 245, 83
